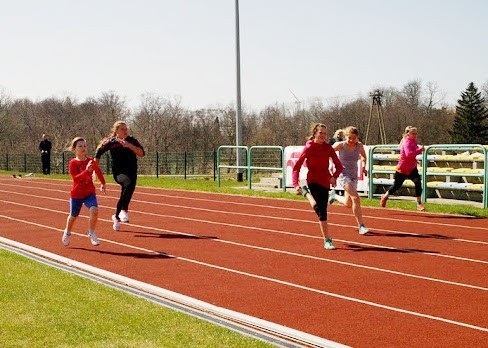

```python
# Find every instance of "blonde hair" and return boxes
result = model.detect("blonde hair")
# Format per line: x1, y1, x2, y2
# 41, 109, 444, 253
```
403, 126, 417, 137
308, 123, 327, 140
333, 129, 344, 138
344, 126, 359, 137
110, 120, 127, 137
96, 120, 127, 150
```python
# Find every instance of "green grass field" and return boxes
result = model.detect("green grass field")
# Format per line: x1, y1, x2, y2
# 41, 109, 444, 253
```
0, 249, 272, 348
0, 171, 486, 347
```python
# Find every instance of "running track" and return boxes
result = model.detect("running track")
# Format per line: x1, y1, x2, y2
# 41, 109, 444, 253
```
0, 175, 487, 347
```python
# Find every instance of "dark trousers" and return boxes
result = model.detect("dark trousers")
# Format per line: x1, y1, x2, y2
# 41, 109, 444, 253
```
308, 183, 330, 221
387, 168, 422, 197
114, 173, 137, 217
41, 153, 50, 174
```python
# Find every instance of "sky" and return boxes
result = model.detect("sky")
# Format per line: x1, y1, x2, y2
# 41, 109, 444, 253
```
1, 0, 487, 111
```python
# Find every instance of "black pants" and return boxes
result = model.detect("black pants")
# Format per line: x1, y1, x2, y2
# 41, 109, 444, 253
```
114, 173, 137, 217
308, 183, 330, 221
41, 153, 50, 174
387, 168, 422, 197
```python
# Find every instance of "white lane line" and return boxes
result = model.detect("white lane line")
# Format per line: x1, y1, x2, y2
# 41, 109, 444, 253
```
0, 214, 487, 334
1, 180, 487, 233
0, 201, 487, 291
1, 187, 487, 247
1, 196, 488, 265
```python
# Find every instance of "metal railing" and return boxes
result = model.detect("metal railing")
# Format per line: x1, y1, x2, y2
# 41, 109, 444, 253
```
421, 144, 487, 208
248, 146, 285, 192
217, 145, 285, 192
368, 144, 487, 208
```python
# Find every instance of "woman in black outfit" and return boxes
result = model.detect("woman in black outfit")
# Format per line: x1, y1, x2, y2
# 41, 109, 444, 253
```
95, 121, 145, 231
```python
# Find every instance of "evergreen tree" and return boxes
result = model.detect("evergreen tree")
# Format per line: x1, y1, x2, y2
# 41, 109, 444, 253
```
450, 82, 488, 144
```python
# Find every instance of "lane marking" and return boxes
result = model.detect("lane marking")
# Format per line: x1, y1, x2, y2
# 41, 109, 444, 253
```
1, 187, 487, 247
1, 202, 487, 290
2, 180, 487, 233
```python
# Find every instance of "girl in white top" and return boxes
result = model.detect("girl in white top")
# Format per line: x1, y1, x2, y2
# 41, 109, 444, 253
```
330, 126, 370, 235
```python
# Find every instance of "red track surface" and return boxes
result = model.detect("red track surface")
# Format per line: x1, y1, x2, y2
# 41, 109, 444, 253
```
1, 175, 487, 347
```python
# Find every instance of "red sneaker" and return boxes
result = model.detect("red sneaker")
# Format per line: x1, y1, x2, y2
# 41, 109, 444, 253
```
417, 204, 425, 211
380, 195, 388, 207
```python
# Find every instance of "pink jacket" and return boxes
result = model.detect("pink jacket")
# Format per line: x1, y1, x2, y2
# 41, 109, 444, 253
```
397, 136, 423, 175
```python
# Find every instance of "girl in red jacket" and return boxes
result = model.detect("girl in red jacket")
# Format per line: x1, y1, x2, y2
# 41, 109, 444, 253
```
292, 123, 344, 250
381, 126, 425, 211
62, 137, 106, 246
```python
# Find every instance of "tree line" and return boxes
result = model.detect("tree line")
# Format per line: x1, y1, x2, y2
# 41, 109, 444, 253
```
0, 79, 487, 155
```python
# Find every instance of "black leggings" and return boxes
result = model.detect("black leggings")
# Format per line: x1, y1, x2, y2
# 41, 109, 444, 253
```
387, 168, 422, 197
114, 173, 137, 217
308, 183, 330, 221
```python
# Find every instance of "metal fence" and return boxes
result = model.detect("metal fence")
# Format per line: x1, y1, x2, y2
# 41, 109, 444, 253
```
0, 151, 218, 179
1, 148, 284, 181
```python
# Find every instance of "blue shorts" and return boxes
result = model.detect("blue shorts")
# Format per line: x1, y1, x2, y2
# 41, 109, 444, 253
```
69, 194, 98, 217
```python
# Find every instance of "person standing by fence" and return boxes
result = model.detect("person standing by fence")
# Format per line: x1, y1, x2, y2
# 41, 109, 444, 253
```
95, 121, 145, 231
39, 133, 52, 174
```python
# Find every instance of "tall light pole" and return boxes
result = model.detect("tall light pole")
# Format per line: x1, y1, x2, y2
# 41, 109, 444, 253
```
235, 0, 243, 181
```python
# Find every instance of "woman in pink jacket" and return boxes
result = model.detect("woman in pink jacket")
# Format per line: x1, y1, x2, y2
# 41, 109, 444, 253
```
381, 126, 425, 211
293, 123, 344, 250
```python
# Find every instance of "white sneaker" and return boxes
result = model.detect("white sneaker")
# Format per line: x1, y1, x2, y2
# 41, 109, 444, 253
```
328, 190, 336, 205
359, 224, 370, 235
112, 215, 120, 231
62, 229, 71, 246
324, 238, 336, 250
119, 210, 129, 222
88, 231, 100, 246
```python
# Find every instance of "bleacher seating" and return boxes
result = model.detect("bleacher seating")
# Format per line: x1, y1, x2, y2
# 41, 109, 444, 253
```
369, 144, 487, 206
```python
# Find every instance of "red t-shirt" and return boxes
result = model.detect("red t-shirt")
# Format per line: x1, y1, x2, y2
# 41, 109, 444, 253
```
69, 157, 105, 199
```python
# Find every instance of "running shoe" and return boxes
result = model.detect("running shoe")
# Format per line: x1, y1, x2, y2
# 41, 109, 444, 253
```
120, 210, 129, 222
380, 194, 388, 208
358, 224, 369, 235
112, 214, 121, 231
301, 185, 310, 197
324, 238, 336, 250
417, 204, 425, 211
88, 231, 100, 246
62, 229, 71, 246
328, 190, 336, 205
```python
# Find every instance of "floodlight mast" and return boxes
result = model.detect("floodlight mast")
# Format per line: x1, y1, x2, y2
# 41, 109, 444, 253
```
235, 0, 243, 182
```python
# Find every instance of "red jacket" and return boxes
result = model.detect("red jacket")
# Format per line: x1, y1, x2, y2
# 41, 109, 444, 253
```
292, 140, 344, 189
69, 157, 105, 199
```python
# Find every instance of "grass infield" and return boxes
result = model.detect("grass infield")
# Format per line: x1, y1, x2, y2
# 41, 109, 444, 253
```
0, 249, 272, 348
